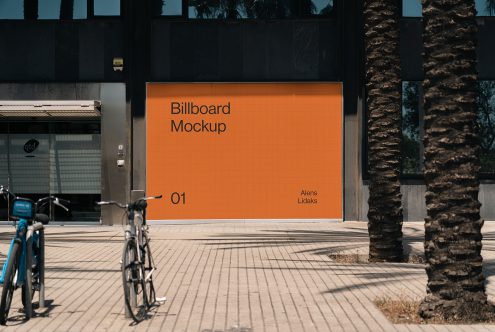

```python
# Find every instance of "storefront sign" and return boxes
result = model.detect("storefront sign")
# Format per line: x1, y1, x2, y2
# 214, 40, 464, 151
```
146, 83, 343, 220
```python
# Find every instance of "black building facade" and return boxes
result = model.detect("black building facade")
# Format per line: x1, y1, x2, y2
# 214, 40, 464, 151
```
0, 0, 494, 224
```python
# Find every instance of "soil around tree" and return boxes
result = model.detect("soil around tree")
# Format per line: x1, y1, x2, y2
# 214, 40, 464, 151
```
328, 251, 425, 264
375, 296, 495, 324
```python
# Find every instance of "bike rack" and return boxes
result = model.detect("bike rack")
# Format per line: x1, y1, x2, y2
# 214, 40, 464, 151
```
23, 222, 46, 315
39, 228, 45, 308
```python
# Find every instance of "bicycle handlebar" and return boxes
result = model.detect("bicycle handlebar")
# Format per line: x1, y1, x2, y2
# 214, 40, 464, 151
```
96, 195, 162, 209
96, 200, 127, 208
0, 185, 15, 200
36, 196, 70, 212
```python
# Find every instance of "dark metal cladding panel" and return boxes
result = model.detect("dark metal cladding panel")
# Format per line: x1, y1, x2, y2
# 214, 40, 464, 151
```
193, 23, 219, 80
400, 19, 423, 81
242, 22, 268, 80
477, 19, 495, 80
293, 22, 319, 80
103, 22, 125, 81
318, 21, 340, 80
150, 21, 171, 81
170, 22, 196, 80
79, 24, 106, 80
0, 23, 55, 81
266, 21, 294, 79
218, 22, 243, 80
55, 23, 79, 81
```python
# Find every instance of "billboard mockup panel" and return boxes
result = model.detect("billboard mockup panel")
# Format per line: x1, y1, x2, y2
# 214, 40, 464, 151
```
146, 83, 343, 220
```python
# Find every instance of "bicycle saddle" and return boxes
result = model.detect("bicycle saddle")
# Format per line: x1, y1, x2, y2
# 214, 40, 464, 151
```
35, 213, 49, 225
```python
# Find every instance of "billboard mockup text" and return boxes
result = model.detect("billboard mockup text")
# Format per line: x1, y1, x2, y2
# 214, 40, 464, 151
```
146, 83, 343, 220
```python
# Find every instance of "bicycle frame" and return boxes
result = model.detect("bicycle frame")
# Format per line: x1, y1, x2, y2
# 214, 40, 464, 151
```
0, 219, 45, 308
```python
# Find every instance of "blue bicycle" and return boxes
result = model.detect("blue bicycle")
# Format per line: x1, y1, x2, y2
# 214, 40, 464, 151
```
0, 186, 69, 325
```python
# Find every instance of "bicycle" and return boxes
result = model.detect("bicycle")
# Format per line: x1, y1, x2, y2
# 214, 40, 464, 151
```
0, 186, 69, 325
97, 194, 164, 322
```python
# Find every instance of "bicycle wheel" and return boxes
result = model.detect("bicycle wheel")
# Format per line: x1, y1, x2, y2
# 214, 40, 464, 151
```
122, 239, 148, 322
0, 241, 21, 325
141, 234, 156, 305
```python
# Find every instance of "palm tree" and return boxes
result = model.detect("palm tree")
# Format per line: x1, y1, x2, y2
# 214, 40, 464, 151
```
60, 0, 74, 20
364, 0, 403, 262
23, 0, 38, 19
419, 0, 494, 321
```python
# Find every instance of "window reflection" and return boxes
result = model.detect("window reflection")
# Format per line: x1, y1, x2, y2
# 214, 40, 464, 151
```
402, 0, 421, 17
0, 0, 24, 19
187, 0, 333, 19
403, 0, 495, 17
156, 0, 182, 15
477, 81, 495, 174
401, 80, 495, 176
94, 0, 120, 16
38, 0, 87, 19
401, 81, 422, 175
476, 0, 495, 16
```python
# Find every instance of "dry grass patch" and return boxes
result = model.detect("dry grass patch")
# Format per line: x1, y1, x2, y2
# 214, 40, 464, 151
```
328, 251, 368, 264
375, 295, 423, 324
328, 251, 425, 264
375, 296, 495, 324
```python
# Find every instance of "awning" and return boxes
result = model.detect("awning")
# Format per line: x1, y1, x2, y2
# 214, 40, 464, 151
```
0, 100, 101, 118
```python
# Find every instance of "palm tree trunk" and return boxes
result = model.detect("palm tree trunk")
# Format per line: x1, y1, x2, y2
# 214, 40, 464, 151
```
419, 0, 494, 321
364, 0, 404, 262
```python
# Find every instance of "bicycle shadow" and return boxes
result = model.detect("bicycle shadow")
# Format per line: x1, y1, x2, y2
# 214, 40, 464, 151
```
3, 299, 59, 326
126, 300, 166, 327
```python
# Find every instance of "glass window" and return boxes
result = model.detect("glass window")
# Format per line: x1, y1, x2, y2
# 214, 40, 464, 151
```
400, 80, 495, 177
403, 0, 495, 17
154, 0, 182, 16
402, 0, 422, 17
187, 0, 333, 19
73, 0, 87, 19
38, 0, 87, 19
313, 0, 333, 16
94, 0, 120, 16
401, 81, 423, 175
477, 81, 495, 175
0, 0, 23, 19
476, 0, 495, 16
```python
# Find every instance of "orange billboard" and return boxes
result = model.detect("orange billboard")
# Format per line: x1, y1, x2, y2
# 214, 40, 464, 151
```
146, 83, 342, 220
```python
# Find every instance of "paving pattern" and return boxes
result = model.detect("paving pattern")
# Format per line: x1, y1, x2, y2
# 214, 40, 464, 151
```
0, 221, 495, 331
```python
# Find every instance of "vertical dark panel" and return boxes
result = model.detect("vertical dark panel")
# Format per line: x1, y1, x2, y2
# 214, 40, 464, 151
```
104, 21, 125, 81
342, 0, 363, 221
170, 22, 195, 80
194, 23, 219, 80
79, 23, 105, 80
150, 21, 171, 81
293, 22, 319, 80
319, 21, 340, 80
400, 19, 423, 80
24, 0, 38, 19
55, 23, 79, 81
477, 20, 495, 80
218, 22, 243, 80
242, 22, 267, 80
267, 21, 293, 79
0, 23, 55, 81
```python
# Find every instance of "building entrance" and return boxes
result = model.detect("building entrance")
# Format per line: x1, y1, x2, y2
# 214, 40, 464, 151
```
0, 121, 101, 222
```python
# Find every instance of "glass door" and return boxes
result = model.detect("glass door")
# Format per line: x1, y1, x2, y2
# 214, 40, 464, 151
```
0, 121, 101, 222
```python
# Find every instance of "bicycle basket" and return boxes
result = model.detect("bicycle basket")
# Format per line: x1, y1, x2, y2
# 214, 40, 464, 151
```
11, 198, 34, 219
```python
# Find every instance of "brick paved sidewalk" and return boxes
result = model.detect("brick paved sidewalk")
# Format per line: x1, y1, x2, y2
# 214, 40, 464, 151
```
1, 221, 495, 332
